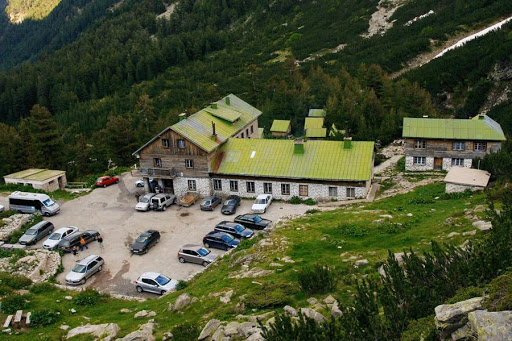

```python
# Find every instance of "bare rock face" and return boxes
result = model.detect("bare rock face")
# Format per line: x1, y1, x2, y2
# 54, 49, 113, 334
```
174, 293, 192, 311
0, 249, 61, 283
0, 214, 32, 241
284, 305, 298, 317
300, 308, 326, 324
118, 321, 155, 341
66, 323, 120, 340
467, 310, 512, 340
198, 319, 221, 340
435, 297, 484, 339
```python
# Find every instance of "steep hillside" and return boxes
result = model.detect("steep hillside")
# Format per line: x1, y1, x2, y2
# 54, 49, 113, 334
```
4, 0, 60, 23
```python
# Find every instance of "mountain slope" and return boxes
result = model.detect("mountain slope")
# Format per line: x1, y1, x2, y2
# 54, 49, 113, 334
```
4, 0, 61, 23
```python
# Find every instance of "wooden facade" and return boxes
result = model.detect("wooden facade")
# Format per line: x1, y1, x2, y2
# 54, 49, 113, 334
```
404, 138, 502, 159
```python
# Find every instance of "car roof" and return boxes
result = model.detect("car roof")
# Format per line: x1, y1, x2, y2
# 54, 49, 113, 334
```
140, 272, 163, 279
256, 194, 269, 199
181, 244, 203, 251
226, 195, 239, 199
31, 221, 50, 229
143, 193, 157, 198
55, 226, 78, 233
206, 231, 227, 237
217, 221, 238, 227
141, 230, 157, 236
153, 194, 167, 199
77, 254, 101, 265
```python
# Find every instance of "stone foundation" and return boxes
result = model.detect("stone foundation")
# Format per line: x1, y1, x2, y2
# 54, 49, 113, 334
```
442, 158, 472, 171
405, 156, 434, 171
446, 183, 484, 193
173, 177, 211, 198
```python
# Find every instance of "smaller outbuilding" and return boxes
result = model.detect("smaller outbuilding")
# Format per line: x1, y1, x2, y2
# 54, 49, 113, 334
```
4, 169, 67, 192
270, 120, 291, 137
444, 167, 490, 193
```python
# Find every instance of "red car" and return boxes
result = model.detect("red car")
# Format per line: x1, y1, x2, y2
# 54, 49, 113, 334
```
95, 176, 119, 187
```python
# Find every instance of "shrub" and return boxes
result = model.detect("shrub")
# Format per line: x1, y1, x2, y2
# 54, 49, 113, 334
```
30, 309, 60, 326
400, 315, 438, 341
30, 282, 56, 294
297, 264, 338, 294
337, 224, 368, 237
171, 322, 200, 341
1, 294, 29, 313
396, 156, 405, 172
305, 209, 320, 214
245, 284, 292, 309
289, 196, 302, 204
175, 280, 187, 291
0, 285, 13, 296
303, 198, 316, 206
484, 272, 512, 311
0, 272, 32, 289
73, 288, 102, 306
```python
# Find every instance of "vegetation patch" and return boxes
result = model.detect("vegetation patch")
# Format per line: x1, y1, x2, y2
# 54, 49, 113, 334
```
297, 264, 338, 294
30, 308, 61, 327
73, 288, 104, 306
484, 272, 512, 311
1, 294, 30, 313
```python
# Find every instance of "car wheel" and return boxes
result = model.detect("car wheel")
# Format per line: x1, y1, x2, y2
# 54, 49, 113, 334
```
160, 290, 166, 296
204, 242, 210, 248
103, 184, 107, 188
81, 278, 86, 285
98, 265, 103, 271
136, 286, 143, 293
263, 208, 266, 213
179, 257, 186, 263
224, 245, 229, 251
162, 205, 167, 211
202, 261, 209, 267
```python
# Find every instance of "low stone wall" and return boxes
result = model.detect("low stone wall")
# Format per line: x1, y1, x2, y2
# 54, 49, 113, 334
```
446, 183, 485, 193
405, 156, 434, 171
173, 177, 211, 198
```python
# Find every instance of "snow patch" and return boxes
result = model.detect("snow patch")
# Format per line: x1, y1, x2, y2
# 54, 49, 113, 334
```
404, 10, 434, 26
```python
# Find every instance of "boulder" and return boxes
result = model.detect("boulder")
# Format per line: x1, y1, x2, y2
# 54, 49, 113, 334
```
472, 221, 492, 231
473, 205, 485, 213
323, 295, 336, 305
284, 305, 298, 317
447, 232, 460, 238
300, 307, 326, 324
66, 323, 120, 341
237, 322, 260, 338
223, 321, 240, 336
435, 297, 484, 338
162, 332, 173, 341
134, 310, 156, 319
331, 301, 343, 318
462, 230, 477, 236
468, 310, 512, 340
120, 308, 132, 313
220, 290, 233, 304
174, 293, 192, 311
118, 321, 155, 341
198, 319, 221, 340
64, 296, 73, 301
306, 297, 318, 305
210, 326, 224, 341
246, 332, 265, 341
355, 259, 369, 266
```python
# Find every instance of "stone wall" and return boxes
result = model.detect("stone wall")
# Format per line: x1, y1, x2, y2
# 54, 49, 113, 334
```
173, 177, 211, 198
446, 183, 484, 193
211, 178, 367, 201
405, 156, 434, 171
441, 158, 472, 171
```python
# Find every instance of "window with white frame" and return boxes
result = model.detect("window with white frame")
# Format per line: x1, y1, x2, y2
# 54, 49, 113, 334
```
413, 156, 426, 165
451, 158, 464, 166
188, 180, 197, 191
281, 184, 290, 195
414, 140, 426, 149
346, 187, 356, 198
230, 180, 238, 192
329, 187, 338, 197
246, 181, 255, 193
177, 139, 186, 149
299, 185, 308, 196
185, 159, 194, 168
264, 182, 272, 194
162, 139, 170, 148
213, 179, 222, 191
153, 158, 162, 167
452, 141, 465, 151
474, 141, 487, 151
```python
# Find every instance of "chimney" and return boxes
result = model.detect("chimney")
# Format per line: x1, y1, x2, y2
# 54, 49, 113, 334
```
478, 114, 486, 120
294, 138, 304, 154
343, 136, 352, 149
225, 96, 230, 105
178, 113, 186, 121
210, 103, 218, 109
345, 121, 350, 138
211, 121, 217, 140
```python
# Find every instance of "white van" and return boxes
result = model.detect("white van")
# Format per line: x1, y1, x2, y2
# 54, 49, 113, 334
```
8, 191, 60, 216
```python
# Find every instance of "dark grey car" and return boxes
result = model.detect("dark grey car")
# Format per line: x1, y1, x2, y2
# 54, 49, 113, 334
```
18, 221, 54, 245
177, 244, 218, 266
200, 196, 222, 211
221, 195, 241, 215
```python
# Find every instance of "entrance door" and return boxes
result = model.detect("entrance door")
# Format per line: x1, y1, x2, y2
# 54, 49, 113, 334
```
163, 179, 174, 194
434, 157, 442, 170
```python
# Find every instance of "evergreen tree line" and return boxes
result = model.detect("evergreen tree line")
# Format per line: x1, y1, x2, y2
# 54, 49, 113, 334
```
263, 189, 512, 340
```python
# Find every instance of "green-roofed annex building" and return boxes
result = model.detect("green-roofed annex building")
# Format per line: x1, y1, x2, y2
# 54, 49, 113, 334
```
3, 169, 67, 192
133, 95, 375, 201
402, 114, 506, 171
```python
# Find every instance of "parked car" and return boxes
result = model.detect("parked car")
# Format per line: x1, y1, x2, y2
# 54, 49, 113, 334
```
203, 231, 240, 250
214, 221, 254, 239
135, 177, 154, 187
0, 204, 4, 213
151, 193, 176, 211
251, 194, 273, 214
200, 196, 222, 211
95, 176, 119, 187
234, 214, 272, 230
221, 195, 241, 215
65, 255, 104, 285
18, 221, 54, 245
177, 244, 218, 266
131, 230, 160, 255
135, 193, 157, 212
58, 230, 100, 252
43, 226, 79, 250
134, 272, 178, 295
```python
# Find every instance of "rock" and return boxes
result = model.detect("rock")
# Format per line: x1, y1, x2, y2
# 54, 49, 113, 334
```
448, 232, 460, 238
323, 295, 336, 305
379, 214, 393, 219
162, 332, 173, 340
473, 205, 485, 213
210, 326, 224, 341
223, 321, 240, 336
220, 290, 233, 304
435, 297, 484, 338
451, 324, 471, 340
269, 263, 283, 267
66, 323, 120, 341
467, 310, 512, 340
70, 308, 77, 314
472, 221, 492, 231
300, 307, 326, 324
306, 297, 318, 305
284, 305, 298, 317
331, 301, 343, 318
198, 319, 221, 340
355, 259, 369, 266
280, 256, 295, 263
120, 308, 132, 313
134, 310, 156, 319
64, 296, 72, 301
60, 325, 70, 330
241, 311, 274, 324
407, 213, 413, 217
462, 230, 477, 236
167, 303, 174, 311
174, 293, 192, 311
191, 297, 198, 304
2, 328, 11, 334
118, 321, 155, 341
378, 265, 386, 277
237, 322, 260, 338
246, 332, 265, 341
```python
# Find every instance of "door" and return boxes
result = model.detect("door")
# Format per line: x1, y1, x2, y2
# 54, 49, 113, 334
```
163, 179, 174, 194
434, 157, 442, 170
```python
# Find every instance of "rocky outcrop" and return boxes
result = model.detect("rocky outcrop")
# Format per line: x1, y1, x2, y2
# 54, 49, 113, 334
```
435, 297, 484, 339
467, 310, 512, 340
66, 323, 120, 340
173, 293, 192, 311
134, 310, 156, 319
198, 319, 263, 341
198, 319, 221, 340
0, 214, 33, 241
0, 249, 61, 283
118, 321, 155, 341
472, 220, 492, 231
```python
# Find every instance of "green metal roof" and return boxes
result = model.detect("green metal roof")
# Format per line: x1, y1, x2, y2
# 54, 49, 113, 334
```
4, 169, 65, 181
308, 109, 326, 117
270, 120, 291, 133
403, 116, 506, 141
205, 105, 242, 123
212, 139, 374, 181
304, 117, 324, 129
305, 127, 327, 138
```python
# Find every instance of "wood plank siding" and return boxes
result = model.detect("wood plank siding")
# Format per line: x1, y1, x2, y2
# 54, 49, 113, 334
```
404, 138, 502, 159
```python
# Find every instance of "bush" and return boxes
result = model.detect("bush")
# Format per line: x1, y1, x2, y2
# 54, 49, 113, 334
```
303, 198, 316, 206
73, 288, 102, 306
236, 236, 258, 251
30, 309, 60, 326
171, 322, 200, 341
245, 283, 296, 309
289, 196, 302, 204
484, 272, 512, 311
305, 209, 320, 214
400, 315, 438, 341
297, 264, 338, 294
1, 294, 29, 313
30, 282, 56, 294
396, 156, 405, 172
175, 280, 187, 291
0, 272, 32, 289
337, 224, 368, 237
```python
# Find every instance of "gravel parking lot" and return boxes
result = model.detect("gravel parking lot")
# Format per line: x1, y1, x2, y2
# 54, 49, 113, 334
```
1, 173, 312, 296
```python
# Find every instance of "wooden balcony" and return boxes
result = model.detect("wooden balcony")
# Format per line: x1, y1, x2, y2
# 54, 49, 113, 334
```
132, 168, 174, 178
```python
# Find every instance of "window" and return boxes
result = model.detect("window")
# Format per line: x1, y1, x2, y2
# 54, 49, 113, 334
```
153, 158, 162, 167
162, 139, 170, 148
414, 140, 426, 149
241, 132, 244, 138
413, 156, 426, 165
177, 139, 186, 149
230, 181, 238, 192
329, 187, 338, 197
474, 142, 487, 151
264, 183, 272, 194
452, 158, 464, 166
246, 181, 255, 193
213, 179, 222, 191
188, 180, 197, 191
246, 129, 249, 137
452, 141, 465, 151
299, 185, 308, 196
346, 187, 356, 198
185, 159, 194, 168
251, 125, 254, 134
281, 184, 290, 195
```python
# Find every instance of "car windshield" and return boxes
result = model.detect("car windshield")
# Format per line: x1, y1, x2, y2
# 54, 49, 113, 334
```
225, 200, 235, 205
48, 232, 61, 240
234, 224, 245, 233
221, 234, 234, 243
43, 199, 56, 207
255, 199, 266, 204
140, 197, 149, 203
197, 248, 210, 256
72, 264, 86, 273
136, 235, 149, 243
25, 228, 37, 235
155, 275, 170, 286
253, 216, 262, 223
202, 201, 210, 205
96, 178, 103, 182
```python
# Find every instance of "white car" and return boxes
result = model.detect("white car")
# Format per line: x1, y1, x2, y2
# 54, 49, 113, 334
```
0, 204, 4, 213
43, 226, 79, 250
65, 255, 104, 285
135, 177, 153, 187
135, 193, 157, 211
134, 272, 178, 295
251, 194, 273, 214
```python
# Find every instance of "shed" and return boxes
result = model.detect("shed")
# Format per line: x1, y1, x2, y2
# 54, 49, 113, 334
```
444, 167, 490, 193
3, 169, 67, 192
270, 120, 291, 137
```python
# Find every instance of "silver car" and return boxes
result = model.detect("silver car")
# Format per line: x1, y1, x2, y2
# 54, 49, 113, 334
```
135, 193, 157, 211
65, 255, 104, 285
177, 244, 218, 266
19, 221, 54, 245
151, 194, 176, 211
134, 272, 178, 295
43, 226, 79, 250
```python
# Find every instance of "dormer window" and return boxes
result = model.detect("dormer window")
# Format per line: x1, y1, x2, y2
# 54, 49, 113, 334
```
162, 139, 170, 148
177, 139, 186, 149
414, 140, 426, 149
